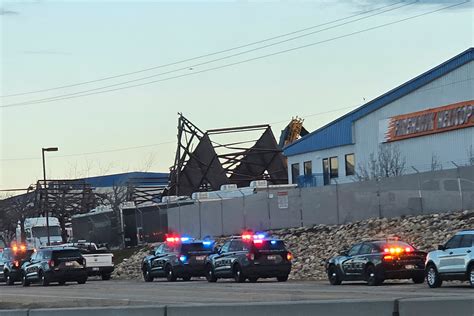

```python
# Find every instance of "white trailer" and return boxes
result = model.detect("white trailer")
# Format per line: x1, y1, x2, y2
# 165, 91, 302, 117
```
17, 217, 63, 249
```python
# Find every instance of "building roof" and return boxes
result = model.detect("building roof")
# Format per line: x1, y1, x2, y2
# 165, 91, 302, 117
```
284, 48, 474, 157
80, 171, 168, 188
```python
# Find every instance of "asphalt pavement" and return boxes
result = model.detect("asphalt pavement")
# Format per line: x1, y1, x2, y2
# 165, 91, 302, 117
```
1, 278, 472, 309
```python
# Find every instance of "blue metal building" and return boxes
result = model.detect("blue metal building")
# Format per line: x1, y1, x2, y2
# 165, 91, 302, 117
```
284, 48, 474, 186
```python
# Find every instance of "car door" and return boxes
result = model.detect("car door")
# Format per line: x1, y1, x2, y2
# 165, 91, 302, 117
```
341, 244, 362, 276
454, 234, 473, 273
25, 251, 40, 280
149, 244, 166, 274
0, 251, 5, 280
352, 243, 372, 277
438, 235, 462, 273
214, 241, 231, 275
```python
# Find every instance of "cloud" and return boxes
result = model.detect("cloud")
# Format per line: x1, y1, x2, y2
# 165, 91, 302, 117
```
0, 8, 19, 15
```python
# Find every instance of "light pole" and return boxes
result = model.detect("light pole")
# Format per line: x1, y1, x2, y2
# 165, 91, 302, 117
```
42, 147, 58, 246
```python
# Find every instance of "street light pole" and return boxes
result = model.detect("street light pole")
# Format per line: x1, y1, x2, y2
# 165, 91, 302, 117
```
42, 147, 58, 246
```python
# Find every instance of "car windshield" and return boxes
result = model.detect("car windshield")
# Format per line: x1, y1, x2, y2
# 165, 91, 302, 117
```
13, 249, 35, 260
53, 249, 82, 259
253, 240, 286, 251
32, 226, 62, 238
181, 243, 211, 253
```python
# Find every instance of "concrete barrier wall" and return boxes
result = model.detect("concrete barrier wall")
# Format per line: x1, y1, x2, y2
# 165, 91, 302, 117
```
199, 200, 223, 237
301, 186, 338, 226
397, 296, 474, 316
167, 166, 473, 237
27, 306, 165, 316
168, 299, 395, 316
2, 297, 474, 316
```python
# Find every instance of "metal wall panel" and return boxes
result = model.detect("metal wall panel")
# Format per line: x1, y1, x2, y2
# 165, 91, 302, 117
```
199, 200, 223, 238
301, 186, 338, 226
222, 198, 246, 236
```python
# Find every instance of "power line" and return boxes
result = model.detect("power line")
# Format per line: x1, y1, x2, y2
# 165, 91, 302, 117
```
2, 1, 414, 107
2, 74, 472, 161
2, 0, 466, 109
0, 106, 357, 162
0, 1, 405, 98
0, 141, 176, 162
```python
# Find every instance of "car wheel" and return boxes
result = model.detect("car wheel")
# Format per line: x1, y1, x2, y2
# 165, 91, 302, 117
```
468, 265, 474, 288
205, 264, 217, 283
412, 275, 425, 284
143, 268, 154, 282
39, 271, 50, 287
77, 278, 87, 285
365, 265, 382, 286
5, 271, 14, 286
248, 277, 258, 283
165, 265, 177, 282
182, 276, 191, 281
426, 265, 442, 288
59, 281, 66, 286
101, 273, 111, 281
277, 275, 289, 282
328, 265, 342, 285
233, 264, 245, 283
21, 273, 30, 287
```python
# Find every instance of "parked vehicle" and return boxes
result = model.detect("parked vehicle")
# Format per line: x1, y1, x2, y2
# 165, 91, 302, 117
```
326, 238, 426, 286
205, 233, 292, 283
142, 235, 215, 282
17, 217, 63, 249
21, 247, 87, 286
425, 229, 474, 288
61, 241, 114, 280
0, 243, 35, 285
0, 237, 6, 251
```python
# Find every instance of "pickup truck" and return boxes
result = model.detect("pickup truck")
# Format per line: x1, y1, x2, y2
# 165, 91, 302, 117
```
62, 242, 114, 280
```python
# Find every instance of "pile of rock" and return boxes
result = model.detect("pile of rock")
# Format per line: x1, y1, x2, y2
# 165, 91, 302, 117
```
112, 247, 151, 280
112, 210, 473, 281
271, 210, 473, 280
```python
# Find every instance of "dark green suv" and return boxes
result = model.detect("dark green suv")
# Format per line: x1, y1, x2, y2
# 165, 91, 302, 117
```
21, 247, 87, 286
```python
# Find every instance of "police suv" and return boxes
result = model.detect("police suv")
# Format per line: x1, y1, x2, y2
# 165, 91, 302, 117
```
425, 229, 474, 288
21, 246, 88, 286
0, 243, 35, 285
142, 236, 215, 282
205, 233, 292, 283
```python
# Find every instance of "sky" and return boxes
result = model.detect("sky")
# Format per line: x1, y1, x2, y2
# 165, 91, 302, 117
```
0, 0, 473, 193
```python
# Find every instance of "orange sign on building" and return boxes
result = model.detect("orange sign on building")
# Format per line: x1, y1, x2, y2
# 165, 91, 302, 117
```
383, 100, 474, 143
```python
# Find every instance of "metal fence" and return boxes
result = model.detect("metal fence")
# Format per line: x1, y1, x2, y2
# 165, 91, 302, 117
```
167, 165, 474, 238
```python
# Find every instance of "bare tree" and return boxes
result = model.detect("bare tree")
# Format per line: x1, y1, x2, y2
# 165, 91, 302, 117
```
95, 182, 132, 248
0, 189, 36, 243
356, 144, 406, 181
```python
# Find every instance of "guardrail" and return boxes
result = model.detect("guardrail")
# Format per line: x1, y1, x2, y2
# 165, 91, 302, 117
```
2, 297, 473, 316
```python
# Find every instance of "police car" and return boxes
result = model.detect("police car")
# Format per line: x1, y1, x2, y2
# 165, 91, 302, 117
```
326, 238, 426, 286
0, 243, 35, 285
205, 232, 292, 283
142, 235, 215, 282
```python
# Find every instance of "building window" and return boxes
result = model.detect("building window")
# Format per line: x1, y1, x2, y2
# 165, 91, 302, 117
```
329, 156, 338, 178
322, 158, 330, 185
291, 163, 300, 184
304, 161, 312, 176
345, 153, 355, 176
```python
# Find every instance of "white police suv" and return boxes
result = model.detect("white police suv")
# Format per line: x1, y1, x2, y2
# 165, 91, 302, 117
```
425, 229, 474, 288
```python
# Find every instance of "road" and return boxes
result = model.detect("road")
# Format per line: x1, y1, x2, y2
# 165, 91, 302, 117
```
0, 278, 472, 309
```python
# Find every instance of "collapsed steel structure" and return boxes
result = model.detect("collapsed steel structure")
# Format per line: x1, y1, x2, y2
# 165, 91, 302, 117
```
167, 114, 288, 196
